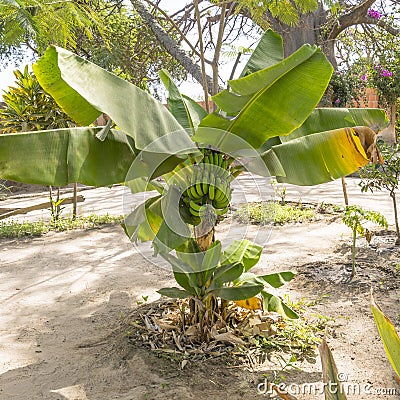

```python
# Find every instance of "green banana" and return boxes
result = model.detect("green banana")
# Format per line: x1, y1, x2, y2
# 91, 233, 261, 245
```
214, 187, 226, 202
189, 184, 202, 200
215, 206, 229, 215
195, 181, 204, 198
209, 174, 215, 200
201, 176, 209, 196
214, 152, 219, 166
213, 197, 230, 209
189, 200, 202, 216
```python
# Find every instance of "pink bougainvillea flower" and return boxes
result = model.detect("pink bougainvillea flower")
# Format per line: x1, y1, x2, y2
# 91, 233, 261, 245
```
368, 9, 382, 19
380, 69, 393, 77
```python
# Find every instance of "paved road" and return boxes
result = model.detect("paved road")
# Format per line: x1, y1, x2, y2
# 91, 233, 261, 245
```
0, 175, 398, 225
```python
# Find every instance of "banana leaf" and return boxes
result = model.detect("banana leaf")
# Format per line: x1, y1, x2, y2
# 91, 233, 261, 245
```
123, 195, 163, 241
159, 69, 207, 133
33, 46, 196, 154
261, 291, 299, 319
209, 283, 264, 301
319, 338, 348, 400
239, 29, 284, 77
371, 296, 400, 378
158, 287, 192, 299
153, 185, 191, 254
0, 127, 135, 186
201, 46, 333, 148
280, 108, 388, 143
221, 239, 263, 272
209, 263, 244, 288
261, 127, 371, 185
213, 29, 284, 114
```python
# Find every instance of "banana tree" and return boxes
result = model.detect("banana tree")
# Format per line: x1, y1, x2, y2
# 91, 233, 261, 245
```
0, 30, 388, 327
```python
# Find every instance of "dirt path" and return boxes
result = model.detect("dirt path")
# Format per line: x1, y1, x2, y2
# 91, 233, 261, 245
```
0, 176, 399, 399
0, 213, 399, 399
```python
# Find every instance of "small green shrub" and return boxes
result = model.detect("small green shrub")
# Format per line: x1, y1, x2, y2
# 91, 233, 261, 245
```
342, 205, 388, 280
236, 202, 315, 225
0, 214, 122, 238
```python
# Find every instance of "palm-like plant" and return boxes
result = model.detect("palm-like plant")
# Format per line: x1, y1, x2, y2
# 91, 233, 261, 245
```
0, 30, 388, 329
0, 65, 75, 132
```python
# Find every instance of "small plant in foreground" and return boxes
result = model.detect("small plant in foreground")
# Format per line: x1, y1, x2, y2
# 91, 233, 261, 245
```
270, 178, 287, 204
0, 180, 11, 200
360, 140, 400, 244
49, 186, 65, 223
342, 205, 387, 280
236, 202, 315, 225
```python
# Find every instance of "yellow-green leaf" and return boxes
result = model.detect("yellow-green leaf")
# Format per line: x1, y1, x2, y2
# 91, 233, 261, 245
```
371, 296, 400, 378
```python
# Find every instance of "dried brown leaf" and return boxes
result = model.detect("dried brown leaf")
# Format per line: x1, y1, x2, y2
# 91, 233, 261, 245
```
213, 332, 246, 345
353, 126, 383, 164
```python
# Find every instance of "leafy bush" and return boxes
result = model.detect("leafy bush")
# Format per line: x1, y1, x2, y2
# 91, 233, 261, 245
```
360, 140, 400, 243
0, 65, 75, 133
342, 205, 387, 280
236, 202, 315, 225
0, 214, 122, 238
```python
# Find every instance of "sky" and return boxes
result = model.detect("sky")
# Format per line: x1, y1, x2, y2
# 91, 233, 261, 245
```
0, 63, 26, 94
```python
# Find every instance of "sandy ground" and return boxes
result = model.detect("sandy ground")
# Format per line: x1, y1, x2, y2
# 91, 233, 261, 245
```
0, 178, 399, 400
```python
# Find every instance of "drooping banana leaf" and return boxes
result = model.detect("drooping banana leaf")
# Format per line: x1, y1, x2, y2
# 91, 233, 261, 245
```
159, 69, 207, 133
33, 46, 197, 156
261, 291, 299, 319
261, 127, 371, 185
157, 287, 192, 299
209, 283, 264, 301
0, 127, 135, 186
280, 108, 388, 143
123, 195, 163, 241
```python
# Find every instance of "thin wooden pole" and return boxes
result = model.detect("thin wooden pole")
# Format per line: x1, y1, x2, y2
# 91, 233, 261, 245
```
73, 182, 78, 220
341, 176, 349, 206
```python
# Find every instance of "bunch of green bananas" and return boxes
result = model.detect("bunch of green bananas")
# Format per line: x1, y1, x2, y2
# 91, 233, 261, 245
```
172, 149, 233, 219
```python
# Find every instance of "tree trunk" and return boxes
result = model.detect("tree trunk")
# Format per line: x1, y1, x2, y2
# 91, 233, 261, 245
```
267, 5, 335, 65
391, 192, 400, 244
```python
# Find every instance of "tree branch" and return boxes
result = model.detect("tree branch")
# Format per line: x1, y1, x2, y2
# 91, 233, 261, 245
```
141, 0, 212, 63
194, 0, 210, 111
328, 0, 380, 40
130, 0, 215, 93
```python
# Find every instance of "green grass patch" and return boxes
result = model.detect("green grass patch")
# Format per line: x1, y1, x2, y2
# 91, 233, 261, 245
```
254, 295, 332, 357
236, 201, 315, 225
0, 214, 123, 238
